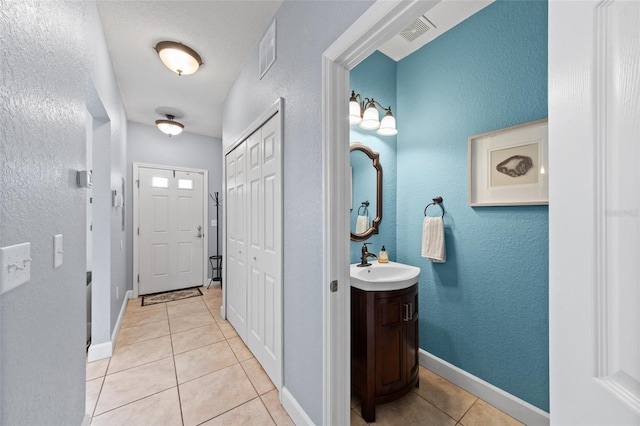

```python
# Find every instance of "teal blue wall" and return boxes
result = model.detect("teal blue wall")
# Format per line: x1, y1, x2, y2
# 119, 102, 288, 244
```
350, 51, 397, 263
351, 0, 549, 412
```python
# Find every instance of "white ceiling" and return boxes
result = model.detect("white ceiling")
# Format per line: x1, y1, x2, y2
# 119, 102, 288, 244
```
97, 1, 491, 139
96, 0, 282, 138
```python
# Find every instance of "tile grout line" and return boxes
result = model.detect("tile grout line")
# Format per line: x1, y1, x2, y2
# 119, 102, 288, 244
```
168, 310, 186, 426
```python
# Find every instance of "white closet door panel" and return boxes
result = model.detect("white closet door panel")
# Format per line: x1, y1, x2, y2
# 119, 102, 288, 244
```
226, 144, 248, 338
246, 114, 282, 389
225, 111, 282, 390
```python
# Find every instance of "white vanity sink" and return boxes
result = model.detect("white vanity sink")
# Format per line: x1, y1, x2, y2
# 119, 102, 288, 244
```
350, 261, 420, 291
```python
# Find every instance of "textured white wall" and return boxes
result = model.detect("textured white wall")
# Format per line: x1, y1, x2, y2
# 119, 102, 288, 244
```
126, 122, 223, 287
222, 1, 374, 422
0, 1, 127, 424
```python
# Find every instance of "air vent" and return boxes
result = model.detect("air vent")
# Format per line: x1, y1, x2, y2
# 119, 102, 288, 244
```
400, 16, 436, 42
259, 20, 276, 79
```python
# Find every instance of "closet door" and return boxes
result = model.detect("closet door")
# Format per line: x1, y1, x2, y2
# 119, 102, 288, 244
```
225, 142, 247, 340
247, 114, 282, 388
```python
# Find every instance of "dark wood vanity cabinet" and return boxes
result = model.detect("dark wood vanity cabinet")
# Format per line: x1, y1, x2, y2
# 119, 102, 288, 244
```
351, 284, 419, 422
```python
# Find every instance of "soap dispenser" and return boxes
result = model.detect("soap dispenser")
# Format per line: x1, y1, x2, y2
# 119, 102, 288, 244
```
378, 246, 389, 263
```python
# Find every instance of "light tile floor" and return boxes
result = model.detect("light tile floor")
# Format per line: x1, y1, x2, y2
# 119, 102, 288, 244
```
86, 285, 292, 426
87, 285, 523, 426
350, 367, 525, 426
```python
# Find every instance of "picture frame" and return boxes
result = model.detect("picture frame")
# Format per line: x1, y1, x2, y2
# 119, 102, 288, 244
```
468, 118, 548, 206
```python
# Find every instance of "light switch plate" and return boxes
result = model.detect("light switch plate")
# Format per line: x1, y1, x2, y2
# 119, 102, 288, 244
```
54, 234, 63, 268
211, 220, 217, 227
1, 242, 31, 295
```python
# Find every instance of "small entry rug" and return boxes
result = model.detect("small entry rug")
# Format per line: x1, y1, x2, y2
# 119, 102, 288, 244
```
142, 287, 203, 306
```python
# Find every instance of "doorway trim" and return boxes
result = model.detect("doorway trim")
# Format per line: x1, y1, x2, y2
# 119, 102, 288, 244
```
321, 1, 439, 423
132, 163, 209, 298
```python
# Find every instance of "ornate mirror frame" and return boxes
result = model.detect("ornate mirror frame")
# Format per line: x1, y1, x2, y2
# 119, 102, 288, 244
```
350, 142, 383, 242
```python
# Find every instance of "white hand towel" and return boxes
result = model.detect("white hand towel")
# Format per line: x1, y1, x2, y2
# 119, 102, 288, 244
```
421, 216, 446, 263
355, 215, 369, 234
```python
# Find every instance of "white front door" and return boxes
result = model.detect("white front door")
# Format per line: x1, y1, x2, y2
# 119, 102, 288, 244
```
138, 166, 205, 295
549, 1, 640, 423
246, 115, 282, 389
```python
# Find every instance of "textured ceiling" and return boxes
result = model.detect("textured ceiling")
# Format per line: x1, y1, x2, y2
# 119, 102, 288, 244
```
96, 1, 282, 138
97, 1, 488, 139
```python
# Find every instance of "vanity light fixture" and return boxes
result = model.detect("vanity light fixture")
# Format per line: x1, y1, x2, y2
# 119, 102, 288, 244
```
155, 114, 184, 137
349, 90, 398, 136
154, 41, 203, 76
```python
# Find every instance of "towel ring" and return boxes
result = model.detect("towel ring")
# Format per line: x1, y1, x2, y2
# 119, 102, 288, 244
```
358, 201, 369, 216
424, 196, 445, 218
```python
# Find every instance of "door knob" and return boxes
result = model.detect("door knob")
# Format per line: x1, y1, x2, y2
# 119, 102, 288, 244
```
196, 225, 203, 238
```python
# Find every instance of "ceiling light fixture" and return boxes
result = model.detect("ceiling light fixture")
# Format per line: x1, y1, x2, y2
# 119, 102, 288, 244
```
155, 114, 184, 137
154, 41, 203, 76
349, 90, 398, 136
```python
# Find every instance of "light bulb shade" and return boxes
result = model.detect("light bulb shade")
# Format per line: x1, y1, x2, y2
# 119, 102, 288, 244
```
360, 105, 380, 130
349, 100, 362, 124
377, 111, 398, 136
155, 117, 184, 136
155, 41, 203, 76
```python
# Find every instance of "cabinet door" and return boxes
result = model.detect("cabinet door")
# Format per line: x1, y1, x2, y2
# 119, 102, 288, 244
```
375, 293, 405, 395
404, 288, 419, 384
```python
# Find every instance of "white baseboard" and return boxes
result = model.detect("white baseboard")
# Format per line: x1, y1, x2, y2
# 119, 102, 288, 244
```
419, 349, 550, 426
111, 290, 133, 350
86, 290, 133, 362
80, 413, 91, 426
87, 340, 112, 362
281, 386, 315, 426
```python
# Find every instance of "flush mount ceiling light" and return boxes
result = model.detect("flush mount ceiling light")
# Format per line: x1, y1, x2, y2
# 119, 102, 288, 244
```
154, 41, 203, 76
349, 90, 398, 136
155, 114, 184, 137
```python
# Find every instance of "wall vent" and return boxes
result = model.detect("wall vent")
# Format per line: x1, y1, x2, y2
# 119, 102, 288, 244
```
400, 16, 435, 42
259, 20, 276, 79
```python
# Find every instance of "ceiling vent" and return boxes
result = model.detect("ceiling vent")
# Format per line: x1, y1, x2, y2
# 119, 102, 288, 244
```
399, 16, 435, 42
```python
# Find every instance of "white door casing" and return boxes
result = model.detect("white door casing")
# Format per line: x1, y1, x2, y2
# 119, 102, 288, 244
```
226, 142, 248, 340
322, 1, 441, 424
549, 0, 640, 424
133, 164, 208, 297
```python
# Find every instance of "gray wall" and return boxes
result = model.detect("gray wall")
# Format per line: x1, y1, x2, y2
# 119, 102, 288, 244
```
126, 122, 223, 288
1, 1, 128, 424
222, 1, 374, 422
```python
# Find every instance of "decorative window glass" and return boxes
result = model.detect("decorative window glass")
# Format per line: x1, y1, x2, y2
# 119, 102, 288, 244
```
152, 177, 169, 188
178, 179, 193, 190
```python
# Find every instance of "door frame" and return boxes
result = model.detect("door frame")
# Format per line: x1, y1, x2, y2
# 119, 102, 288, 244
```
132, 163, 209, 298
321, 1, 442, 423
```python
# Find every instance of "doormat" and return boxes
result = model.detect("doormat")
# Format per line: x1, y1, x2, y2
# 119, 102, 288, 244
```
141, 287, 203, 306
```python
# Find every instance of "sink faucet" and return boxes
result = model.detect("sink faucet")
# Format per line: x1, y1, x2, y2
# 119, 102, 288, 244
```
358, 243, 377, 267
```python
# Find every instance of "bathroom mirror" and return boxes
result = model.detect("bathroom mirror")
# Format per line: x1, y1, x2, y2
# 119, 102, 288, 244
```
350, 142, 382, 241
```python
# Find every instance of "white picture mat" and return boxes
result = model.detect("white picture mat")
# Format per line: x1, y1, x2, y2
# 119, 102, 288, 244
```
469, 119, 548, 206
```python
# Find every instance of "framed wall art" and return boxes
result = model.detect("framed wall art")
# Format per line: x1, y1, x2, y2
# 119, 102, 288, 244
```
468, 118, 548, 206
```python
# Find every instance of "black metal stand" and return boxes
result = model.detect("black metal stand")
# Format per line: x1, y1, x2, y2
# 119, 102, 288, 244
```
208, 192, 222, 288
